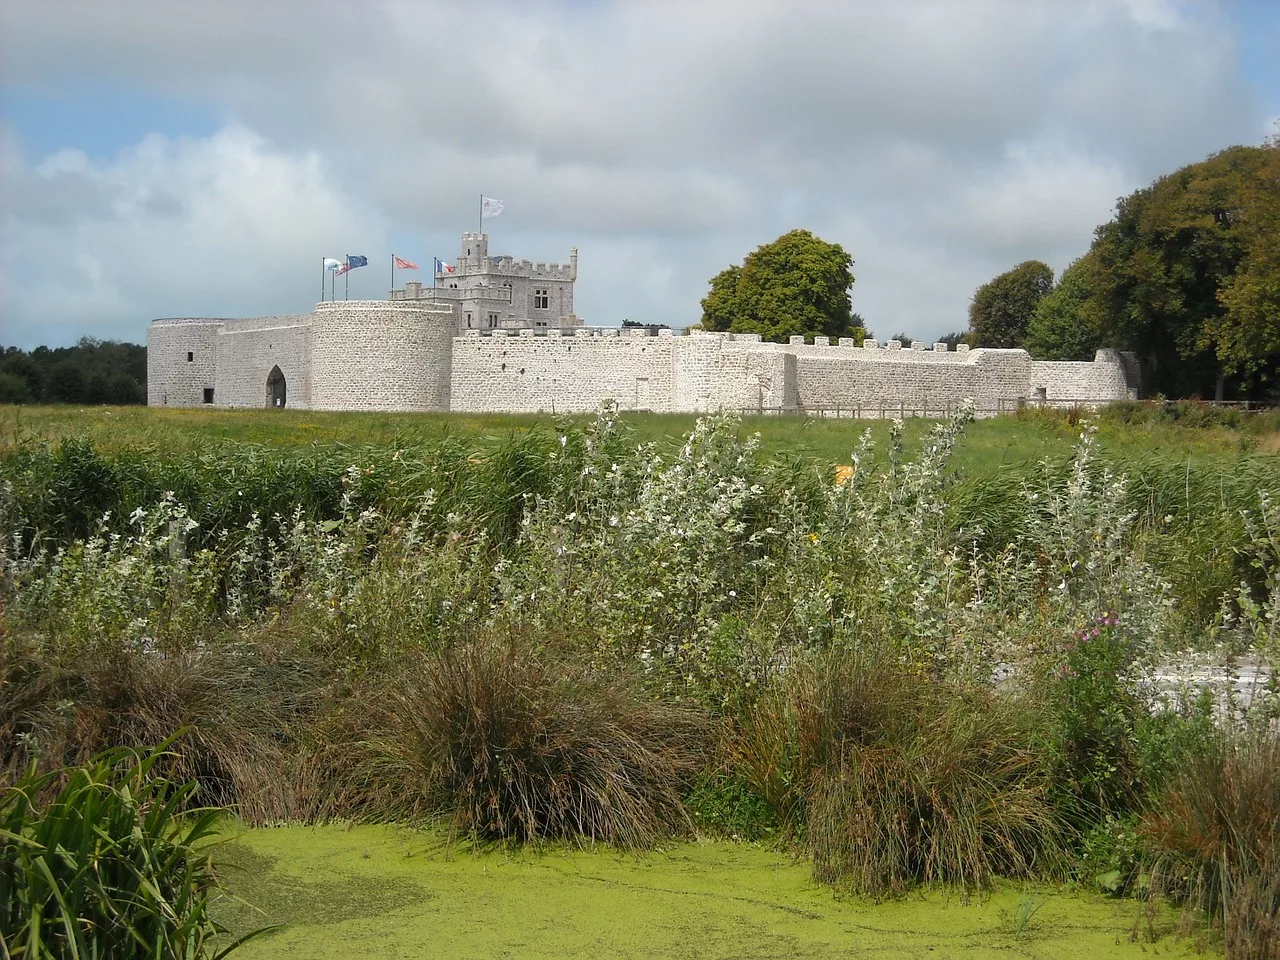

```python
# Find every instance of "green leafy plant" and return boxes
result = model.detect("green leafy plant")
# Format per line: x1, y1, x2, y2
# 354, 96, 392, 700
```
0, 742, 273, 959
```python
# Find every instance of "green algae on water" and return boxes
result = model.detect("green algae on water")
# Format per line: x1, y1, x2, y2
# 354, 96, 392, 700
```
212, 825, 1207, 960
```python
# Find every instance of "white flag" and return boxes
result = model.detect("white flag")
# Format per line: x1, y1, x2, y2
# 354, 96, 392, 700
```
481, 196, 505, 218
323, 258, 343, 271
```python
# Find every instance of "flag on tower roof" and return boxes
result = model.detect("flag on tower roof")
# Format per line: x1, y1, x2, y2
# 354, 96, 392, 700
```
435, 258, 455, 274
481, 196, 505, 218
393, 256, 419, 270
335, 254, 368, 277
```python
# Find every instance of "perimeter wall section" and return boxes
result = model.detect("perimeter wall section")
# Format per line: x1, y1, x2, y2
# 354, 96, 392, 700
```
214, 316, 313, 409
448, 332, 1134, 415
450, 330, 679, 413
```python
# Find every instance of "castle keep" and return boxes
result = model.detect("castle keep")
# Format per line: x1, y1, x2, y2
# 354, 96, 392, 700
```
148, 233, 1139, 415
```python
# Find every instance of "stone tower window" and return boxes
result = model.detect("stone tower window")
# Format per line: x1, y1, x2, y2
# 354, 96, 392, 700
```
534, 288, 549, 310
187, 352, 194, 362
466, 313, 473, 328
488, 313, 499, 327
203, 388, 214, 404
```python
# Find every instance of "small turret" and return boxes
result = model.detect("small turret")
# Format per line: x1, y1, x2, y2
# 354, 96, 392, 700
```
461, 232, 489, 261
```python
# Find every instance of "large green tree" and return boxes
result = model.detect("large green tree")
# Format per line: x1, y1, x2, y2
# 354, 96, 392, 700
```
1087, 143, 1280, 398
967, 260, 1054, 348
700, 230, 861, 342
1023, 253, 1106, 361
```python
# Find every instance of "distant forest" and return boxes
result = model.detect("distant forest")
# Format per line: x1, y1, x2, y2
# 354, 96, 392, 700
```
0, 339, 147, 405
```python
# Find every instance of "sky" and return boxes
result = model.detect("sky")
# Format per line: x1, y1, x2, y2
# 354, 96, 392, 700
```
1, 0, 1277, 350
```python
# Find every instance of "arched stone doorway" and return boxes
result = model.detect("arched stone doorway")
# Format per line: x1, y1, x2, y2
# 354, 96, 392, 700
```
266, 366, 287, 408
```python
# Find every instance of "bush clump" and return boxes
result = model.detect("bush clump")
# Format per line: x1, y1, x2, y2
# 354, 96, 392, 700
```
738, 650, 1064, 896
1144, 731, 1280, 958
334, 637, 710, 848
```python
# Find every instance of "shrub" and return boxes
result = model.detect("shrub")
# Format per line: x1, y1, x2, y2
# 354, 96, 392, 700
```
1143, 732, 1280, 958
1039, 614, 1146, 825
685, 771, 778, 842
0, 744, 267, 959
0, 631, 324, 823
737, 650, 1064, 896
332, 636, 710, 848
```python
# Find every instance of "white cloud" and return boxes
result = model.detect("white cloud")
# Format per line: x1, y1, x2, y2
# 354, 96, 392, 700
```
0, 0, 1270, 347
0, 126, 386, 346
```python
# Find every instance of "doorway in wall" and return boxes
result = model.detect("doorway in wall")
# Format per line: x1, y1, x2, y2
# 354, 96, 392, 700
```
266, 366, 287, 408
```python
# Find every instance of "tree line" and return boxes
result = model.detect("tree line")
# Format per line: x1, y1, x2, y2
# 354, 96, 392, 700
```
700, 134, 1279, 401
0, 339, 147, 405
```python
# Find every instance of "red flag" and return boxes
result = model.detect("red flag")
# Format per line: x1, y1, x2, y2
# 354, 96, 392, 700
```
393, 256, 419, 270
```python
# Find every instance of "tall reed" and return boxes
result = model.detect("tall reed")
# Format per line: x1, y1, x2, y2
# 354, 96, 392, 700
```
0, 743, 270, 959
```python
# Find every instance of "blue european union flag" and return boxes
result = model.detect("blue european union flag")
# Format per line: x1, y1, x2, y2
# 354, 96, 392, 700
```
346, 255, 368, 269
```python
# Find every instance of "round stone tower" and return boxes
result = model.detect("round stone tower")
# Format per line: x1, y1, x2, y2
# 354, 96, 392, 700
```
310, 299, 457, 411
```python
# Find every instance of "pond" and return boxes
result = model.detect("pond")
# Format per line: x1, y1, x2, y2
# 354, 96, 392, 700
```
212, 824, 1207, 959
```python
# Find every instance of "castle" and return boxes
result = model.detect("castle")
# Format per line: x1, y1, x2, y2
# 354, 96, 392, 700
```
148, 232, 1140, 415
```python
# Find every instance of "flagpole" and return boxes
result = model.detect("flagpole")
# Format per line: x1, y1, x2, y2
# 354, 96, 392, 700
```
478, 194, 483, 236
391, 254, 395, 295
345, 269, 349, 301
320, 257, 325, 303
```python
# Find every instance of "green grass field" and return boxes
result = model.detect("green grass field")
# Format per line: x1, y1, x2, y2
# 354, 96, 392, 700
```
1, 402, 1272, 471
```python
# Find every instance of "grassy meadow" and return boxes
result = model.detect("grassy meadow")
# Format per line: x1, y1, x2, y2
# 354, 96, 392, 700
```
3, 400, 1280, 958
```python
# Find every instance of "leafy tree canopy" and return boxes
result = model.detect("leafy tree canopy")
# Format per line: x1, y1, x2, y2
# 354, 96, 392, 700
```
967, 260, 1054, 348
0, 338, 147, 405
1087, 143, 1280, 395
1024, 253, 1106, 361
700, 230, 862, 342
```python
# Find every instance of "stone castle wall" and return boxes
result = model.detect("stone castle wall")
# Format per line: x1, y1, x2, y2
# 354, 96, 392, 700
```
214, 316, 313, 409
447, 331, 1135, 415
150, 315, 1137, 415
450, 328, 678, 413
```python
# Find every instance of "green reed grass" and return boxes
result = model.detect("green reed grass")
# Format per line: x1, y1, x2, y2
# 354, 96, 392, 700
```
0, 742, 271, 960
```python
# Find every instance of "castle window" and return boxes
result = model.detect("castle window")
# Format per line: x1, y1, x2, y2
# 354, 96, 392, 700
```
187, 352, 194, 362
466, 313, 472, 328
488, 313, 499, 327
534, 288, 549, 310
202, 388, 214, 404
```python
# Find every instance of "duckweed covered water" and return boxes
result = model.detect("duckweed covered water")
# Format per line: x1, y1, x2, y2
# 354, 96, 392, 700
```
212, 825, 1207, 959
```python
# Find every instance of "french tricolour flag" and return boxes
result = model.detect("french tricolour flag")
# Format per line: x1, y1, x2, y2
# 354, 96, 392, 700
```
435, 258, 455, 274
